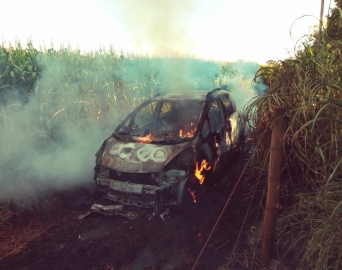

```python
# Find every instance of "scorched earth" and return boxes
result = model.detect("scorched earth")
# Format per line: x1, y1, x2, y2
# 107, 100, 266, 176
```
0, 146, 258, 270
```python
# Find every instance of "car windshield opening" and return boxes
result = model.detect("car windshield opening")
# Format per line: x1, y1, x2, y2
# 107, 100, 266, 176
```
117, 100, 203, 142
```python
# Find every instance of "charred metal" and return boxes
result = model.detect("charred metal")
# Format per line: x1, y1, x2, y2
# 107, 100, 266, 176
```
92, 88, 245, 219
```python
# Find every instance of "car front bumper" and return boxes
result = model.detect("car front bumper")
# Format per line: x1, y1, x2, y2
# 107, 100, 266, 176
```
96, 169, 189, 211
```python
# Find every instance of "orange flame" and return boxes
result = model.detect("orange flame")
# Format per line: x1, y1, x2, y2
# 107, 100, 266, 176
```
137, 133, 153, 143
188, 188, 196, 203
195, 159, 211, 185
179, 123, 197, 138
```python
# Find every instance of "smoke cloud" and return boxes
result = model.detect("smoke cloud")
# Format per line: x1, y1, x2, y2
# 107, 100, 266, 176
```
0, 57, 114, 202
0, 52, 218, 203
0, 56, 262, 203
213, 61, 266, 111
0, 0, 263, 204
117, 0, 195, 56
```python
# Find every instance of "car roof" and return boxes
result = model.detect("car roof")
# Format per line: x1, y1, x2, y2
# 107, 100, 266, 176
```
149, 88, 229, 102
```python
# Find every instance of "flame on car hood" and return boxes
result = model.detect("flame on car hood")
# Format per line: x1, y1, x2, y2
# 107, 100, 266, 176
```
101, 137, 192, 173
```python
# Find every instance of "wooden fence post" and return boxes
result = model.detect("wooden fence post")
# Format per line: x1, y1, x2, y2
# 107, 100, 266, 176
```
260, 106, 286, 265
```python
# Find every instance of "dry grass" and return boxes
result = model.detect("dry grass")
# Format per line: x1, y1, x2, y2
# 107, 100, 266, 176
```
244, 9, 342, 269
0, 202, 14, 226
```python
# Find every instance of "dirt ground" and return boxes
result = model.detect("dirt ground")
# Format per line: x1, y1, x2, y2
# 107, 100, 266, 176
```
0, 148, 261, 270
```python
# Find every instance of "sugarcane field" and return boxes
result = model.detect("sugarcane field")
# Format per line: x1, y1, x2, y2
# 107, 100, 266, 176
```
1, 1, 342, 269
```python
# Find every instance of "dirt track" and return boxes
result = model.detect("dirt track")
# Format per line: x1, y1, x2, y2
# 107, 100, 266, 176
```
0, 148, 259, 270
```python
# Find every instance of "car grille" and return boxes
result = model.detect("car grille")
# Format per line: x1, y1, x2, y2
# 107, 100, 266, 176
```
108, 169, 158, 185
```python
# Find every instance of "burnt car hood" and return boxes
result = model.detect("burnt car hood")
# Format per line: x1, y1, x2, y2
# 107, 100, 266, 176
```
101, 137, 192, 173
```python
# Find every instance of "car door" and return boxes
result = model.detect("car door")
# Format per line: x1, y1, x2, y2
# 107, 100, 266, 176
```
221, 94, 241, 151
205, 98, 227, 173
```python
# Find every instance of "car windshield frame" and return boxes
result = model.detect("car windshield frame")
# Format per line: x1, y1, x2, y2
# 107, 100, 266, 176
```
114, 99, 205, 144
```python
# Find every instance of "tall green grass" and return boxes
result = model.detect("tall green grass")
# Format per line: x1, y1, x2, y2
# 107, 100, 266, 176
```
245, 7, 342, 268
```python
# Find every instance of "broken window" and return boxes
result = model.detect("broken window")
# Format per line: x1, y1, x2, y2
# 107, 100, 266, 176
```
159, 101, 172, 116
221, 95, 234, 115
133, 101, 157, 129
116, 100, 204, 142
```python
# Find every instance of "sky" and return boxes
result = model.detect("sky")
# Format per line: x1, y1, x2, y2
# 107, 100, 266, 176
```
1, 0, 336, 64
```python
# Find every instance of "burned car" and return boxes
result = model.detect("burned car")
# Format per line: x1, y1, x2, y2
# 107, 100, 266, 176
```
93, 88, 245, 218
